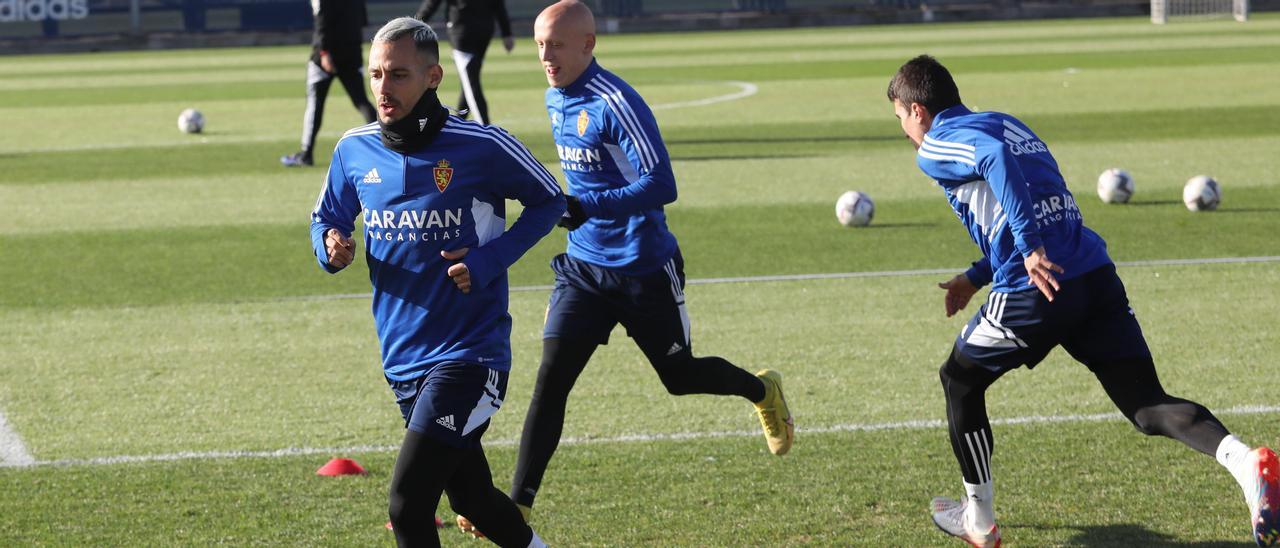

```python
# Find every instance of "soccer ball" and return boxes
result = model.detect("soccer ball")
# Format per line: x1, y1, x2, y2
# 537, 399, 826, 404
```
1182, 175, 1220, 211
835, 191, 875, 227
177, 108, 205, 134
1096, 168, 1134, 204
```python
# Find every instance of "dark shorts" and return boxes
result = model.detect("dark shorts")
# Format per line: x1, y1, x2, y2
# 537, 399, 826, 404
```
387, 361, 508, 449
542, 252, 691, 356
954, 263, 1152, 373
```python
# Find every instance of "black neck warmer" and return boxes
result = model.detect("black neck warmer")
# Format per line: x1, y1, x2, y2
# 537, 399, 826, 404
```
380, 88, 449, 154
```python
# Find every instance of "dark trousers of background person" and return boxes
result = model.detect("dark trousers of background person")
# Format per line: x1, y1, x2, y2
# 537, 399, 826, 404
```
301, 60, 377, 160
451, 36, 492, 125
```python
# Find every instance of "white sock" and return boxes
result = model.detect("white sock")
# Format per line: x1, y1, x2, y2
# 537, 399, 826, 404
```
527, 530, 547, 548
1215, 434, 1254, 499
964, 480, 996, 531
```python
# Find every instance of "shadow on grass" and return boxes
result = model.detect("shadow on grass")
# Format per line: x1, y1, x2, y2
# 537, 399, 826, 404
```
1112, 203, 1280, 214
1214, 207, 1280, 214
857, 222, 940, 229
1007, 522, 1253, 547
671, 153, 816, 162
666, 135, 900, 146
1123, 200, 1184, 207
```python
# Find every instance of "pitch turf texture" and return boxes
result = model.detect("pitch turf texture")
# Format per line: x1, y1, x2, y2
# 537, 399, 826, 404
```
2, 14, 1279, 546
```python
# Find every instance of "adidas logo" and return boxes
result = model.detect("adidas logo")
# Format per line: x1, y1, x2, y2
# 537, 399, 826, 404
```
362, 168, 382, 184
666, 342, 683, 356
1002, 120, 1047, 156
435, 414, 456, 431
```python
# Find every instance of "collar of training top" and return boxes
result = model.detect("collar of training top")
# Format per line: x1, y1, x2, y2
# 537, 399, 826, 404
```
380, 88, 449, 154
931, 104, 974, 128
556, 58, 602, 96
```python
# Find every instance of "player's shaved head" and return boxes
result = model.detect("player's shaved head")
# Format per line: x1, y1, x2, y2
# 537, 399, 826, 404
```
534, 0, 597, 88
536, 0, 596, 35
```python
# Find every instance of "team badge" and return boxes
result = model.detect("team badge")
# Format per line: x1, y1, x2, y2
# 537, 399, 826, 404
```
433, 159, 453, 192
577, 109, 589, 136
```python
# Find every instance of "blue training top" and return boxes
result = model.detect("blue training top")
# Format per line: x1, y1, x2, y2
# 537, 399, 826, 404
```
310, 117, 565, 381
915, 105, 1112, 292
545, 59, 679, 276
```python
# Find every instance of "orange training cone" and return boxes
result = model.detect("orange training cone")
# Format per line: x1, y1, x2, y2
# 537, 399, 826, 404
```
316, 457, 367, 476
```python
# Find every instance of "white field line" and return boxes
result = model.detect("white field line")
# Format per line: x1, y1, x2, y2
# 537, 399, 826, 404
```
651, 81, 758, 110
8, 81, 759, 155
282, 255, 1280, 303
6, 404, 1277, 469
6, 132, 294, 155
0, 409, 35, 467
454, 80, 760, 129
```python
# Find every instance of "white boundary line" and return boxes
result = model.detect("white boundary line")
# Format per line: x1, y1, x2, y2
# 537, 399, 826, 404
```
7, 404, 1277, 469
0, 408, 35, 467
7, 81, 760, 155
6, 256, 1277, 469
651, 81, 758, 110
282, 255, 1280, 302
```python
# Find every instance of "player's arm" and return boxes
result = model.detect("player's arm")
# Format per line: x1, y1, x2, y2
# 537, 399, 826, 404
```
494, 0, 514, 47
574, 93, 677, 219
414, 0, 445, 21
448, 131, 566, 292
964, 256, 993, 288
313, 0, 340, 72
309, 148, 361, 274
312, 0, 328, 43
936, 257, 989, 317
314, 0, 333, 53
974, 135, 1063, 300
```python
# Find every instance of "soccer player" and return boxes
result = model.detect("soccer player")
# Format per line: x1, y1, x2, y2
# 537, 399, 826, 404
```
281, 0, 377, 167
457, 1, 794, 535
887, 55, 1279, 547
416, 0, 515, 125
309, 17, 564, 547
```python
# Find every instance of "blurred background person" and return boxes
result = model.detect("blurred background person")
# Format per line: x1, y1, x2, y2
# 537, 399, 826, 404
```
281, 0, 377, 167
416, 0, 515, 125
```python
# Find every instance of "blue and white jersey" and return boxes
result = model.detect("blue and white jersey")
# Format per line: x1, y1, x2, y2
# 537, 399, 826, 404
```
546, 59, 678, 276
310, 117, 565, 381
916, 105, 1111, 292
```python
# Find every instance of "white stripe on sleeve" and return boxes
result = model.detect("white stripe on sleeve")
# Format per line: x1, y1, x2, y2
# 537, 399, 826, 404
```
586, 77, 659, 170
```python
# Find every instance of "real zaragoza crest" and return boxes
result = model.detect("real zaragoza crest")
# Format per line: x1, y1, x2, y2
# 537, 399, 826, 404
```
577, 109, 589, 136
433, 159, 453, 192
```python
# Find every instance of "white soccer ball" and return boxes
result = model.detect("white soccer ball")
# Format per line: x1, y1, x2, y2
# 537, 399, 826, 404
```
835, 190, 875, 227
177, 108, 205, 134
1183, 175, 1220, 211
1096, 168, 1134, 204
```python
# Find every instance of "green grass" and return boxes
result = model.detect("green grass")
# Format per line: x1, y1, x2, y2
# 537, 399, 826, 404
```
2, 13, 1279, 546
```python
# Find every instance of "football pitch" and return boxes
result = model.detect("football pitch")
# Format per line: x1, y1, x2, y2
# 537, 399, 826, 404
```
2, 13, 1280, 545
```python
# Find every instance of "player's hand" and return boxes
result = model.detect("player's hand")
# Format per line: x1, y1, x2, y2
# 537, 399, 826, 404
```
325, 228, 355, 269
1024, 246, 1064, 302
937, 274, 978, 317
319, 50, 335, 74
557, 195, 587, 230
502, 36, 515, 53
441, 247, 472, 294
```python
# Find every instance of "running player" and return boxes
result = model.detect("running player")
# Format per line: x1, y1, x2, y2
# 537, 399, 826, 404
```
310, 17, 563, 547
453, 0, 795, 537
506, 0, 793, 525
887, 54, 1278, 547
